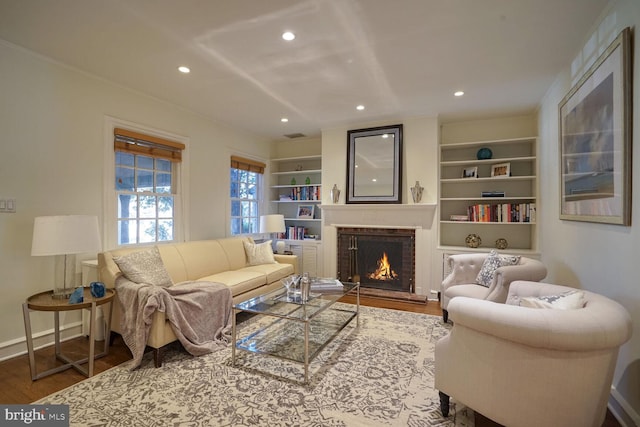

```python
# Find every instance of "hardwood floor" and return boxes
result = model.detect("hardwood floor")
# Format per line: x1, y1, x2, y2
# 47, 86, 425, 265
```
1, 296, 621, 426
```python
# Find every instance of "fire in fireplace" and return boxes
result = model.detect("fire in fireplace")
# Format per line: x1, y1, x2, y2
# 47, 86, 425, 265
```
368, 252, 398, 281
337, 227, 415, 294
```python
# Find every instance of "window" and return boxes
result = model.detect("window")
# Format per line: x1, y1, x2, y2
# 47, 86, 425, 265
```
230, 156, 265, 235
114, 128, 185, 245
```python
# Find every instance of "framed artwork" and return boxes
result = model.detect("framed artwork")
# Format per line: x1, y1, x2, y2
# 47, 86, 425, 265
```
462, 166, 478, 178
346, 124, 403, 204
559, 27, 632, 225
491, 162, 510, 177
296, 204, 315, 219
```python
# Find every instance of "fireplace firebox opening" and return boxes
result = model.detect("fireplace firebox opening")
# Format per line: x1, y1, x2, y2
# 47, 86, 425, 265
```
337, 227, 415, 294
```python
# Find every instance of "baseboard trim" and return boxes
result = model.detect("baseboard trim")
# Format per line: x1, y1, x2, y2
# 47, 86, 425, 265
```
610, 386, 640, 427
0, 322, 84, 363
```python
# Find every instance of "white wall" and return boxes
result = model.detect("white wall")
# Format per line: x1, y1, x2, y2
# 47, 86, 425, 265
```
538, 0, 640, 423
0, 41, 270, 358
320, 117, 440, 295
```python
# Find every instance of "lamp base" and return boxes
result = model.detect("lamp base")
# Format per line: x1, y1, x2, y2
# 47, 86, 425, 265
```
275, 240, 286, 254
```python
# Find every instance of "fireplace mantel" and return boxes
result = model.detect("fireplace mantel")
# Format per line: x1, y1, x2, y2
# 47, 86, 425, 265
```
320, 204, 437, 229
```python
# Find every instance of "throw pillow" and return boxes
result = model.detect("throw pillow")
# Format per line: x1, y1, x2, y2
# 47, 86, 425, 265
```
243, 240, 276, 265
113, 246, 173, 287
519, 290, 585, 309
475, 250, 521, 287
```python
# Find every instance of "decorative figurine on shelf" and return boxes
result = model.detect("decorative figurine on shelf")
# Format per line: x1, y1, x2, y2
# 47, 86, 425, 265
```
291, 177, 296, 185
476, 147, 493, 160
495, 238, 509, 250
410, 180, 424, 203
465, 233, 482, 248
305, 176, 311, 185
330, 184, 340, 203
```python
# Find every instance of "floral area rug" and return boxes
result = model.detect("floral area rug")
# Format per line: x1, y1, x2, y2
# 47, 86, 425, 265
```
35, 304, 474, 426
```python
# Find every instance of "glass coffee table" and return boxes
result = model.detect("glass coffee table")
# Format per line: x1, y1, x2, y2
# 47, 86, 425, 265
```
231, 281, 359, 383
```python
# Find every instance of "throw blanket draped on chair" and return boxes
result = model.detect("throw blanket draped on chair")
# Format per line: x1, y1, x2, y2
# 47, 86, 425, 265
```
115, 276, 233, 369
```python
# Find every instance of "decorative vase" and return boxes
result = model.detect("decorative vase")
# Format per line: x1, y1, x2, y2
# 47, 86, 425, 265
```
410, 180, 424, 203
330, 184, 340, 203
476, 147, 493, 160
495, 238, 508, 249
465, 233, 482, 248
305, 176, 311, 185
291, 177, 296, 185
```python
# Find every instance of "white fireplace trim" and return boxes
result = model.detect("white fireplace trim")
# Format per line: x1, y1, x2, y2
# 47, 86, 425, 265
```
319, 203, 436, 229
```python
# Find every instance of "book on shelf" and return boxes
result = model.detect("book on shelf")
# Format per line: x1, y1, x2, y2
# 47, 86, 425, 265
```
481, 191, 505, 197
289, 185, 321, 201
286, 225, 309, 240
450, 214, 469, 221
467, 203, 536, 223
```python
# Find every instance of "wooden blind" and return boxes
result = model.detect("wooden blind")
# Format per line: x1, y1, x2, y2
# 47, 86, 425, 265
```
114, 128, 185, 162
230, 155, 266, 174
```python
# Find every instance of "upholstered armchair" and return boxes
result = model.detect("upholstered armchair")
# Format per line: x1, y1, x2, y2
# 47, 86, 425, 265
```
435, 281, 632, 427
440, 251, 547, 322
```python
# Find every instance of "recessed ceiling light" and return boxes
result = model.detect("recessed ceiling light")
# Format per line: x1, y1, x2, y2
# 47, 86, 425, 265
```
454, 91, 464, 97
178, 66, 190, 74
356, 105, 365, 111
282, 31, 295, 41
372, 178, 377, 182
281, 118, 289, 123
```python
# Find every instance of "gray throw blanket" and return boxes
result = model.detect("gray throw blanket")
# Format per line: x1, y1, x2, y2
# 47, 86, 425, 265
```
115, 276, 233, 369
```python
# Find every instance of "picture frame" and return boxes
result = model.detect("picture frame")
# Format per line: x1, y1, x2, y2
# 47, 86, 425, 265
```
296, 204, 315, 219
559, 27, 632, 225
491, 162, 510, 177
346, 124, 403, 204
462, 166, 478, 178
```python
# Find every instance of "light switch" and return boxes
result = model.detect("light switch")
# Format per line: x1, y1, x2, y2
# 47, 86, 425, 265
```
6, 199, 15, 212
0, 200, 5, 211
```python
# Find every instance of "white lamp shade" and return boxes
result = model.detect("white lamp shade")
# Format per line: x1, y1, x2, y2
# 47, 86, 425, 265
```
31, 215, 102, 256
259, 214, 285, 234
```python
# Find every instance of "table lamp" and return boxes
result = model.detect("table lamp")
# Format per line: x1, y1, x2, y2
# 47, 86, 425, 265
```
259, 214, 286, 254
31, 215, 102, 299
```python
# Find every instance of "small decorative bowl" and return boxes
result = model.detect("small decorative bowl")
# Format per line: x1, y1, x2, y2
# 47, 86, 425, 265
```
465, 233, 482, 248
477, 147, 493, 160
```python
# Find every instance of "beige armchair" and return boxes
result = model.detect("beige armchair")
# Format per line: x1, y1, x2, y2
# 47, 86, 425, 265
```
435, 281, 632, 427
440, 252, 546, 322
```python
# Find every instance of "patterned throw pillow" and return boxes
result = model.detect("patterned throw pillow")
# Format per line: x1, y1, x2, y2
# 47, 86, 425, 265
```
475, 250, 521, 287
518, 290, 585, 309
113, 246, 173, 287
243, 240, 276, 265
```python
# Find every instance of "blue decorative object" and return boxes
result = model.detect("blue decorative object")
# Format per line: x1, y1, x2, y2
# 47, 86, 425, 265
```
68, 287, 84, 304
90, 281, 106, 298
477, 147, 493, 160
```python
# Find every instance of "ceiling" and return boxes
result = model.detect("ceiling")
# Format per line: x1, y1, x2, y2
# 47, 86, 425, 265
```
0, 0, 609, 140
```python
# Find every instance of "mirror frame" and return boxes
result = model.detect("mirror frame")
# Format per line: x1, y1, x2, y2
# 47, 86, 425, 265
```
346, 124, 403, 204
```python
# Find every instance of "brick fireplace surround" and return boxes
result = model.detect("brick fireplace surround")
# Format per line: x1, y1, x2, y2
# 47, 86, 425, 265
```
320, 204, 437, 300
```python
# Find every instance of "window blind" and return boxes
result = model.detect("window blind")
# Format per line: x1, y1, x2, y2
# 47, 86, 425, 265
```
231, 155, 266, 174
114, 128, 185, 162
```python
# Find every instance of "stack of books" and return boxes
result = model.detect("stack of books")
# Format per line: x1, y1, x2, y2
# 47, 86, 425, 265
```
310, 278, 344, 291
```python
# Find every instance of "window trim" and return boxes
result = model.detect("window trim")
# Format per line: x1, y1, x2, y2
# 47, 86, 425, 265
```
229, 154, 266, 237
104, 116, 190, 249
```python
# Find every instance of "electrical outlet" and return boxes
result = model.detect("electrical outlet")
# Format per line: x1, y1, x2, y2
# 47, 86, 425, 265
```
0, 198, 16, 213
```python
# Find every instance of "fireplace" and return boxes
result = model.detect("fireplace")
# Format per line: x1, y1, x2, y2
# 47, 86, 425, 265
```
336, 227, 415, 294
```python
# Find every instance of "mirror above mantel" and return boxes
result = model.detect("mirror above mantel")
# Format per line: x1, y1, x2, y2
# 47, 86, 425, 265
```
346, 124, 403, 204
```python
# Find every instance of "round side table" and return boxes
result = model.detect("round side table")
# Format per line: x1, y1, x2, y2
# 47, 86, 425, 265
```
22, 287, 116, 380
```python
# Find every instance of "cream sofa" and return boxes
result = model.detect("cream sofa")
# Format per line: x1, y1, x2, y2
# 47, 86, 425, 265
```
435, 281, 632, 427
98, 237, 298, 366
